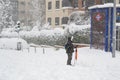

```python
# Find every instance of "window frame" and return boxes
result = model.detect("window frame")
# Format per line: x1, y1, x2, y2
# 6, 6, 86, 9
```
48, 18, 52, 25
82, 0, 85, 7
74, 0, 78, 8
62, 17, 69, 24
55, 17, 60, 25
56, 1, 60, 9
48, 2, 52, 10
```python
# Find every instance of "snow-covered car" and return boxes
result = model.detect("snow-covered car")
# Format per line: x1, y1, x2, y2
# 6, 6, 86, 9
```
0, 38, 29, 50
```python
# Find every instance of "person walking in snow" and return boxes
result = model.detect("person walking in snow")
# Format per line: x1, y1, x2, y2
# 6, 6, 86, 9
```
65, 37, 74, 65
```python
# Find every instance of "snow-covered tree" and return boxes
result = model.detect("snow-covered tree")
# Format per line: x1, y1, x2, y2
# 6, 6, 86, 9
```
69, 11, 90, 25
0, 0, 14, 33
31, 26, 39, 31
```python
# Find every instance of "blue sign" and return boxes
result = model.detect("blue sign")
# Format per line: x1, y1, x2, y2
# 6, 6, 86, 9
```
90, 6, 120, 52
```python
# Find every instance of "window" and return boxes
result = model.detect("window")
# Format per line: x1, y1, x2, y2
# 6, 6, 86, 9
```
82, 0, 85, 7
21, 20, 25, 24
74, 0, 78, 8
62, 0, 71, 7
105, 0, 113, 3
48, 2, 52, 10
62, 17, 69, 24
116, 12, 120, 22
21, 1, 25, 5
86, 0, 95, 7
55, 17, 59, 25
56, 1, 60, 9
48, 18, 52, 25
21, 10, 25, 13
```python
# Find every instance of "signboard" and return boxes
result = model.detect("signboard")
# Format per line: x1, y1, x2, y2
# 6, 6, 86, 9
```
90, 4, 120, 52
91, 9, 107, 50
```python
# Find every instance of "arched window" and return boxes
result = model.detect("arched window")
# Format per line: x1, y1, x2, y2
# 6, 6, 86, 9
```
62, 0, 71, 7
62, 17, 69, 24
74, 0, 78, 8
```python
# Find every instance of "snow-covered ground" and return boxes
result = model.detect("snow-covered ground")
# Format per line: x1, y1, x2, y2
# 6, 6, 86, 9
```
0, 46, 120, 80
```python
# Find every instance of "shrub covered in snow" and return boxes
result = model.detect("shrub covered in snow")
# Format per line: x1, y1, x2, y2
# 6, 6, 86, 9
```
65, 23, 90, 44
1, 28, 18, 38
20, 28, 66, 45
0, 24, 90, 46
69, 11, 90, 25
72, 28, 90, 44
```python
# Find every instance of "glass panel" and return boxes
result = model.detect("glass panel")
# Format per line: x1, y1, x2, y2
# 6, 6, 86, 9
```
48, 18, 51, 25
48, 2, 52, 10
62, 17, 69, 24
56, 1, 60, 9
55, 17, 59, 25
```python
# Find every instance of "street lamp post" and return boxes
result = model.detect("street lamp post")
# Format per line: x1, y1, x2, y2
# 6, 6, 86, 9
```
112, 0, 116, 58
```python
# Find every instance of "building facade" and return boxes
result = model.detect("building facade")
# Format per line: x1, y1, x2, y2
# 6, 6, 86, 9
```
45, 0, 104, 28
17, 0, 45, 28
9, 0, 33, 27
116, 0, 120, 4
46, 0, 86, 28
10, 0, 19, 24
18, 0, 34, 27
10, 0, 120, 28
85, 0, 102, 9
46, 0, 71, 28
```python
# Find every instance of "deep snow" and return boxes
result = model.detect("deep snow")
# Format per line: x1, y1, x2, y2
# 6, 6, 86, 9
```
0, 47, 120, 80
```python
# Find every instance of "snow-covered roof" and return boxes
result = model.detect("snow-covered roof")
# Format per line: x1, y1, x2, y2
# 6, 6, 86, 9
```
89, 3, 120, 9
116, 23, 120, 27
62, 7, 73, 10
70, 11, 85, 15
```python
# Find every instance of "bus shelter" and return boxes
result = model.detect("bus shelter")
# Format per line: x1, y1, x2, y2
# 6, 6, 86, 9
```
89, 3, 120, 52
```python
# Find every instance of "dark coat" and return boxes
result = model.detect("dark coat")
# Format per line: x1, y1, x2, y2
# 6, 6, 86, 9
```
65, 40, 74, 54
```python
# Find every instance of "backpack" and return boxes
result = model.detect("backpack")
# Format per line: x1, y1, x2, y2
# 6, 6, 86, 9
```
65, 42, 74, 53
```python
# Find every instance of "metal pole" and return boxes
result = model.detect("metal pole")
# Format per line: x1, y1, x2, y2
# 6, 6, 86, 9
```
118, 27, 120, 51
108, 7, 111, 51
112, 0, 116, 58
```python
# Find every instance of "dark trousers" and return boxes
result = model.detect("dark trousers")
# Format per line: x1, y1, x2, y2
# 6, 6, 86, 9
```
67, 53, 72, 65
